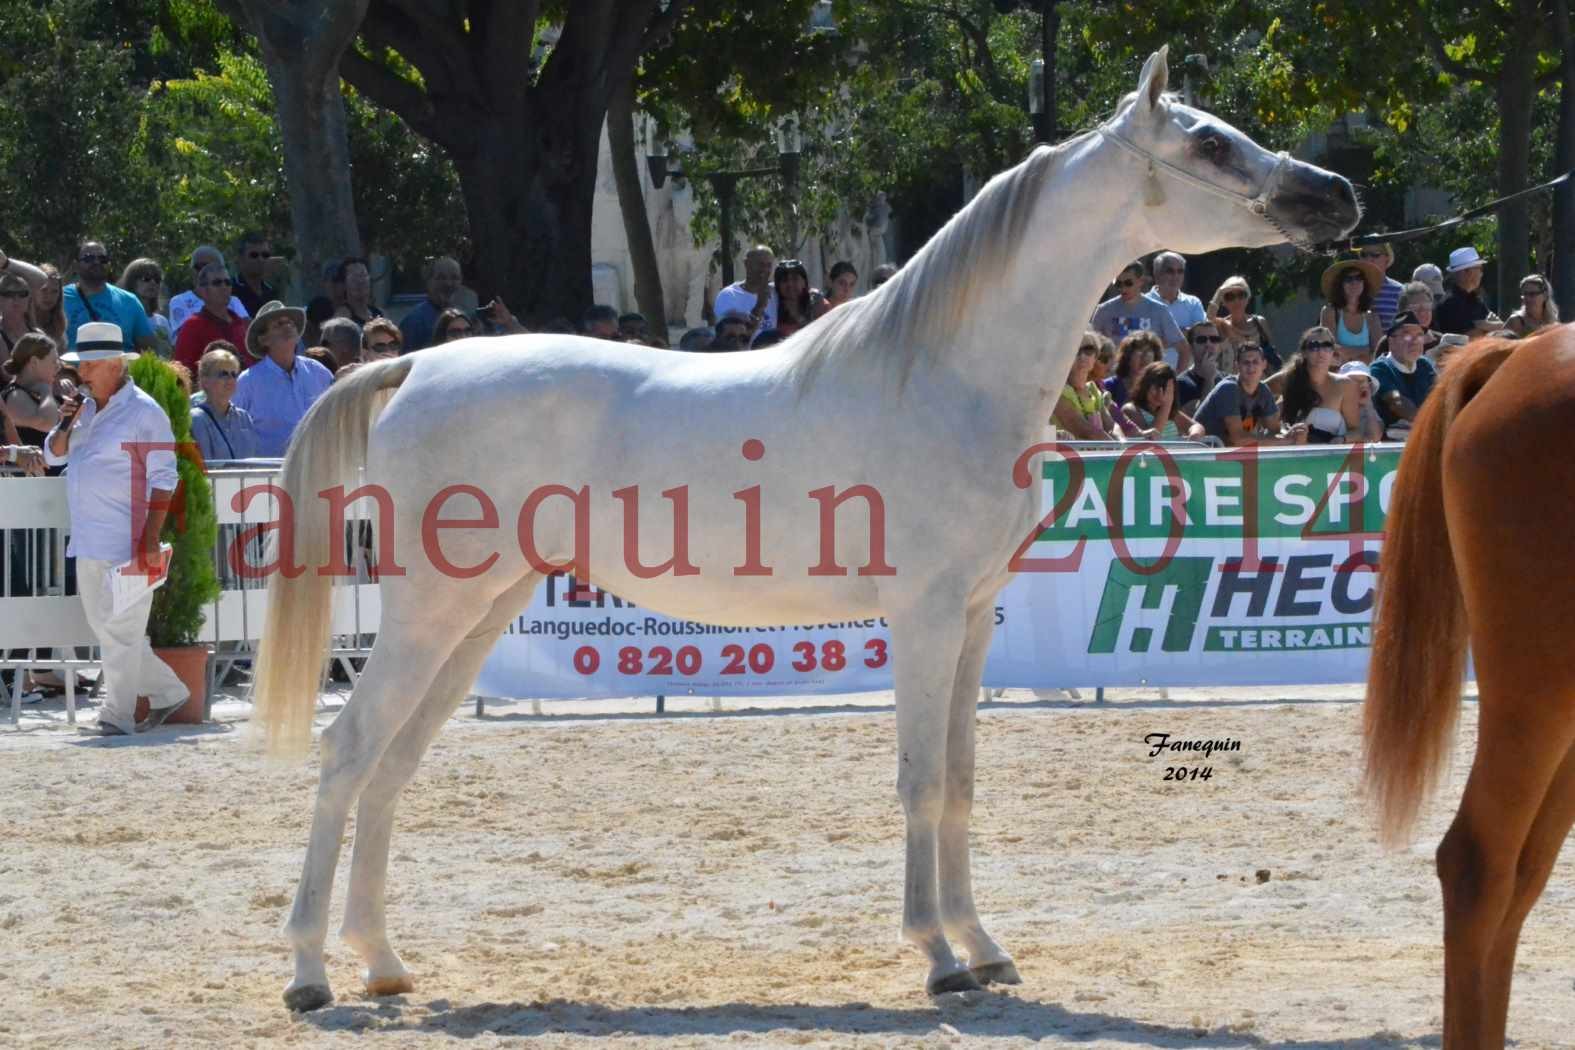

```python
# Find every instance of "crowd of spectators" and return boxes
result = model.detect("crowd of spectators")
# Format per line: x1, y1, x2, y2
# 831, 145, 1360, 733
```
0, 225, 1563, 712
0, 229, 1562, 478
0, 235, 894, 490
1062, 244, 1557, 448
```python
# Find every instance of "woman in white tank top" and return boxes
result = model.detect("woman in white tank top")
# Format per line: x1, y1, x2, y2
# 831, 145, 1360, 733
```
1277, 327, 1364, 443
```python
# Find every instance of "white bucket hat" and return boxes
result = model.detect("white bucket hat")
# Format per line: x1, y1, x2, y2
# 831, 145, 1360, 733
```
61, 321, 137, 364
1447, 246, 1487, 273
1338, 360, 1379, 393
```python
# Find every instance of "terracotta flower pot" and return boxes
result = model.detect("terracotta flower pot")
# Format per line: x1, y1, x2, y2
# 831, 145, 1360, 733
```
142, 645, 210, 725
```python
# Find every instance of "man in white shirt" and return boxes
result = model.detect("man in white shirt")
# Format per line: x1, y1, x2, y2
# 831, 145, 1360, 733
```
712, 245, 777, 341
167, 245, 250, 335
1144, 251, 1206, 368
44, 322, 188, 735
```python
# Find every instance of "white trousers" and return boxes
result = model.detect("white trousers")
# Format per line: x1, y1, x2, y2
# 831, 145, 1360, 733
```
77, 558, 188, 730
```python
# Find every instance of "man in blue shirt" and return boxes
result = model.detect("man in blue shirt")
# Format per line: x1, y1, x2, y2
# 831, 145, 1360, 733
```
233, 301, 334, 457
1144, 251, 1206, 367
398, 256, 464, 353
62, 240, 158, 352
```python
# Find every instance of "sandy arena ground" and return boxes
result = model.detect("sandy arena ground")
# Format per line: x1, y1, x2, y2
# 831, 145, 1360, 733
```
3, 683, 1571, 1048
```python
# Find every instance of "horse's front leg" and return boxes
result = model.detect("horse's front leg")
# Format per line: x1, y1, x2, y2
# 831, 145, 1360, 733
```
891, 597, 980, 995
939, 600, 1019, 986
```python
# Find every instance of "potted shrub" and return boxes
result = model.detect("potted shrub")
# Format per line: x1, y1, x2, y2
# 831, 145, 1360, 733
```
129, 353, 220, 723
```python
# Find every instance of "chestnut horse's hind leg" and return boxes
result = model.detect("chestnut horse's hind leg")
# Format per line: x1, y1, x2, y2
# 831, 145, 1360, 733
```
1437, 673, 1575, 1049
1478, 740, 1575, 1047
340, 574, 542, 998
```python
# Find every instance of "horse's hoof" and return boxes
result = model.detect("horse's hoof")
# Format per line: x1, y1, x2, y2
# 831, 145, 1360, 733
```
971, 960, 1022, 986
283, 983, 334, 1012
927, 968, 984, 996
364, 974, 414, 997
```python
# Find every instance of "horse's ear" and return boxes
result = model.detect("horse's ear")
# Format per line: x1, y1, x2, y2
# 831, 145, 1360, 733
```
1137, 46, 1170, 110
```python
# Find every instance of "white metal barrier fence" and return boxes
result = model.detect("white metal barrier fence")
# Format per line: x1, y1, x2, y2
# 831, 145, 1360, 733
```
1, 461, 382, 726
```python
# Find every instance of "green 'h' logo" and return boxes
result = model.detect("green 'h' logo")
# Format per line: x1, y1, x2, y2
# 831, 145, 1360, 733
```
1088, 557, 1213, 653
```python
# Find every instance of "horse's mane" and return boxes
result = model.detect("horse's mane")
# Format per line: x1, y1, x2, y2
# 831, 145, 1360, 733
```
785, 131, 1093, 394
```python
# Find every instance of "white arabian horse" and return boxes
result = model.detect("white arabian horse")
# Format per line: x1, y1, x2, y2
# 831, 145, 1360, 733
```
255, 48, 1358, 1011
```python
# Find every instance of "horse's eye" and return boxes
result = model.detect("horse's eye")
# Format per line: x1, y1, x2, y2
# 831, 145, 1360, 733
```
1198, 134, 1227, 159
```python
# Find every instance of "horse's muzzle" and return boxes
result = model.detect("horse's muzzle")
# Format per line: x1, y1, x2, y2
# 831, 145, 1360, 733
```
1268, 163, 1361, 243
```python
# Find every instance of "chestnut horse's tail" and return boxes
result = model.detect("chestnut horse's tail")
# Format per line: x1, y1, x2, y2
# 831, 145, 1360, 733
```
1363, 342, 1516, 845
252, 355, 415, 759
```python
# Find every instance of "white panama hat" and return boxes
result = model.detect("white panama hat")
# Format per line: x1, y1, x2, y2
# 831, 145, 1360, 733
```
61, 321, 138, 364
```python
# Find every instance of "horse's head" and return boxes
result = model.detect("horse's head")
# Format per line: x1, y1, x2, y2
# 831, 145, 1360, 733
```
1101, 48, 1360, 251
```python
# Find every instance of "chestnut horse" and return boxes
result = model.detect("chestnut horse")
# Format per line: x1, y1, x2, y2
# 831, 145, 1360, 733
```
1364, 322, 1575, 1049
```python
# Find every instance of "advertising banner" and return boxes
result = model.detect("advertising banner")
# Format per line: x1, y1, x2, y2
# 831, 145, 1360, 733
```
473, 445, 1401, 699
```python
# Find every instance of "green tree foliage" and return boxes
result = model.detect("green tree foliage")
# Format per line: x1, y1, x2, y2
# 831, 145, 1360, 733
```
0, 0, 169, 264
128, 353, 219, 649
0, 0, 460, 292
145, 47, 465, 293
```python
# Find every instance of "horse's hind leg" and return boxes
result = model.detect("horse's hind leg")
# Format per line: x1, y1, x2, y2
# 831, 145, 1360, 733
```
938, 598, 1018, 986
1436, 663, 1575, 1049
340, 574, 541, 998
1476, 739, 1575, 1048
282, 610, 474, 1012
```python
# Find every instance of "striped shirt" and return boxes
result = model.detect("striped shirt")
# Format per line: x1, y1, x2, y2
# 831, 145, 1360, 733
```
1373, 277, 1404, 330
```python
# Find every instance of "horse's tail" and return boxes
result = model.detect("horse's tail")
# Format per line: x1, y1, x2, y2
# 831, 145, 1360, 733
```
252, 355, 416, 759
1363, 342, 1516, 845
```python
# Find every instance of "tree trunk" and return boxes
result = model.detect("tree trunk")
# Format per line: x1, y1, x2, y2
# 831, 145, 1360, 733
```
608, 74, 669, 342
215, 0, 368, 297
451, 101, 602, 327
1042, 1, 1060, 138
1492, 14, 1537, 311
341, 1, 690, 325
1555, 0, 1575, 312
266, 69, 364, 290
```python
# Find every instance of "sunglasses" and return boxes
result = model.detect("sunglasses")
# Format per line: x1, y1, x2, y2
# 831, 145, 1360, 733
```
1342, 273, 1366, 282
367, 340, 399, 353
1117, 278, 1139, 288
79, 254, 109, 264
1359, 250, 1387, 260
202, 278, 233, 287
447, 326, 473, 336
1158, 266, 1184, 275
0, 290, 30, 300
1304, 340, 1336, 351
1522, 287, 1546, 296
247, 250, 272, 259
1077, 345, 1098, 355
207, 370, 238, 380
1191, 334, 1223, 344
1223, 290, 1247, 300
